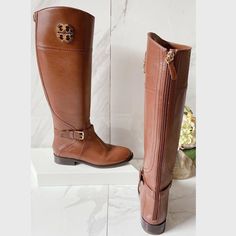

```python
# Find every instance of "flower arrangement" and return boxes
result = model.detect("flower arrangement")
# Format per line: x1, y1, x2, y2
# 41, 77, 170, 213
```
173, 106, 196, 179
179, 106, 196, 150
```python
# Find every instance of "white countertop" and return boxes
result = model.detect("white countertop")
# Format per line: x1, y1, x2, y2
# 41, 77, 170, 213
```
31, 152, 195, 236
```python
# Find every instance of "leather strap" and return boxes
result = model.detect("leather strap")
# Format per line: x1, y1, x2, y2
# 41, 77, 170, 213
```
55, 125, 94, 141
138, 168, 155, 199
138, 168, 172, 199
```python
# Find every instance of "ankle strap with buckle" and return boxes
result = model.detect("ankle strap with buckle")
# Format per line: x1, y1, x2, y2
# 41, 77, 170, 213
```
57, 125, 94, 141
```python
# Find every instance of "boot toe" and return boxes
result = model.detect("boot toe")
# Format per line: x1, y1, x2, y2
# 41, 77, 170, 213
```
108, 145, 133, 165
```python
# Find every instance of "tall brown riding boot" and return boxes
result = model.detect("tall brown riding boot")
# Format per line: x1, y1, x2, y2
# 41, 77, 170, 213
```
33, 7, 133, 167
139, 33, 191, 234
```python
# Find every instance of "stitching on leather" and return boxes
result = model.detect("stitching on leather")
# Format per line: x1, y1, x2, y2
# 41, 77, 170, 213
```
157, 51, 180, 218
158, 58, 171, 188
156, 53, 181, 220
157, 181, 172, 221
166, 53, 182, 175
58, 139, 76, 156
143, 47, 156, 172
153, 50, 165, 174
37, 44, 92, 52
148, 53, 159, 170
143, 46, 162, 173
35, 22, 75, 130
176, 53, 183, 91
143, 186, 147, 217
154, 50, 168, 220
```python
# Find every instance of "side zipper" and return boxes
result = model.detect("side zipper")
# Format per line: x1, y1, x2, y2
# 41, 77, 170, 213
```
166, 49, 177, 80
153, 49, 176, 220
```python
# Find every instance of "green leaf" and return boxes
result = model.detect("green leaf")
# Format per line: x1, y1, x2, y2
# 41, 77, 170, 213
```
183, 148, 196, 161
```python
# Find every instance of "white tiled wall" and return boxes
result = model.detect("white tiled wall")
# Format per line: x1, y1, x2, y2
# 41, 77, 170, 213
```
31, 0, 196, 159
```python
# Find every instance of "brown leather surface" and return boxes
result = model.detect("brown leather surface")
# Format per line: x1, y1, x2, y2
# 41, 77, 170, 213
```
139, 33, 191, 225
34, 6, 132, 166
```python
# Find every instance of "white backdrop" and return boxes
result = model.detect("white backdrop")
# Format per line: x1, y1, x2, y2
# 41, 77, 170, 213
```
31, 0, 196, 159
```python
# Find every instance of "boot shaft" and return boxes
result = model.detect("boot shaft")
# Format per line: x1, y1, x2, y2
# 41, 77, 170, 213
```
34, 7, 95, 131
144, 33, 191, 190
140, 33, 191, 230
33, 7, 133, 167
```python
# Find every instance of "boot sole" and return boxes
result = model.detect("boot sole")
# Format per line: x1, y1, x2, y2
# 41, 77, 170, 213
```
141, 217, 166, 235
54, 153, 133, 168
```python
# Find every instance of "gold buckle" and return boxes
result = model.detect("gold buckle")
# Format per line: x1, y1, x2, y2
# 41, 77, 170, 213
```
165, 50, 175, 64
74, 131, 84, 141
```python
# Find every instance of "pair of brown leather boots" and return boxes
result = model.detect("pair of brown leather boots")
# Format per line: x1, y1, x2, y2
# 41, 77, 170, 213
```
33, 7, 191, 235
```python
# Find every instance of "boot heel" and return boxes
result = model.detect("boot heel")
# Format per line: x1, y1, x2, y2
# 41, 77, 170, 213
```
141, 217, 166, 235
54, 155, 80, 165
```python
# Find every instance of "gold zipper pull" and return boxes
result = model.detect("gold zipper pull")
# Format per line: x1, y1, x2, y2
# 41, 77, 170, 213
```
165, 50, 175, 64
165, 49, 177, 80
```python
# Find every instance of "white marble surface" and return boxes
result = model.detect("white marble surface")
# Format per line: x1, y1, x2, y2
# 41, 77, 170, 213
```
31, 148, 138, 186
31, 1, 196, 159
31, 176, 195, 236
31, 185, 108, 236
107, 180, 195, 236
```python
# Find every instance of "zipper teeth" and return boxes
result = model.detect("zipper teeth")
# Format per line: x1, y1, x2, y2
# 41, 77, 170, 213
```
153, 61, 172, 220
